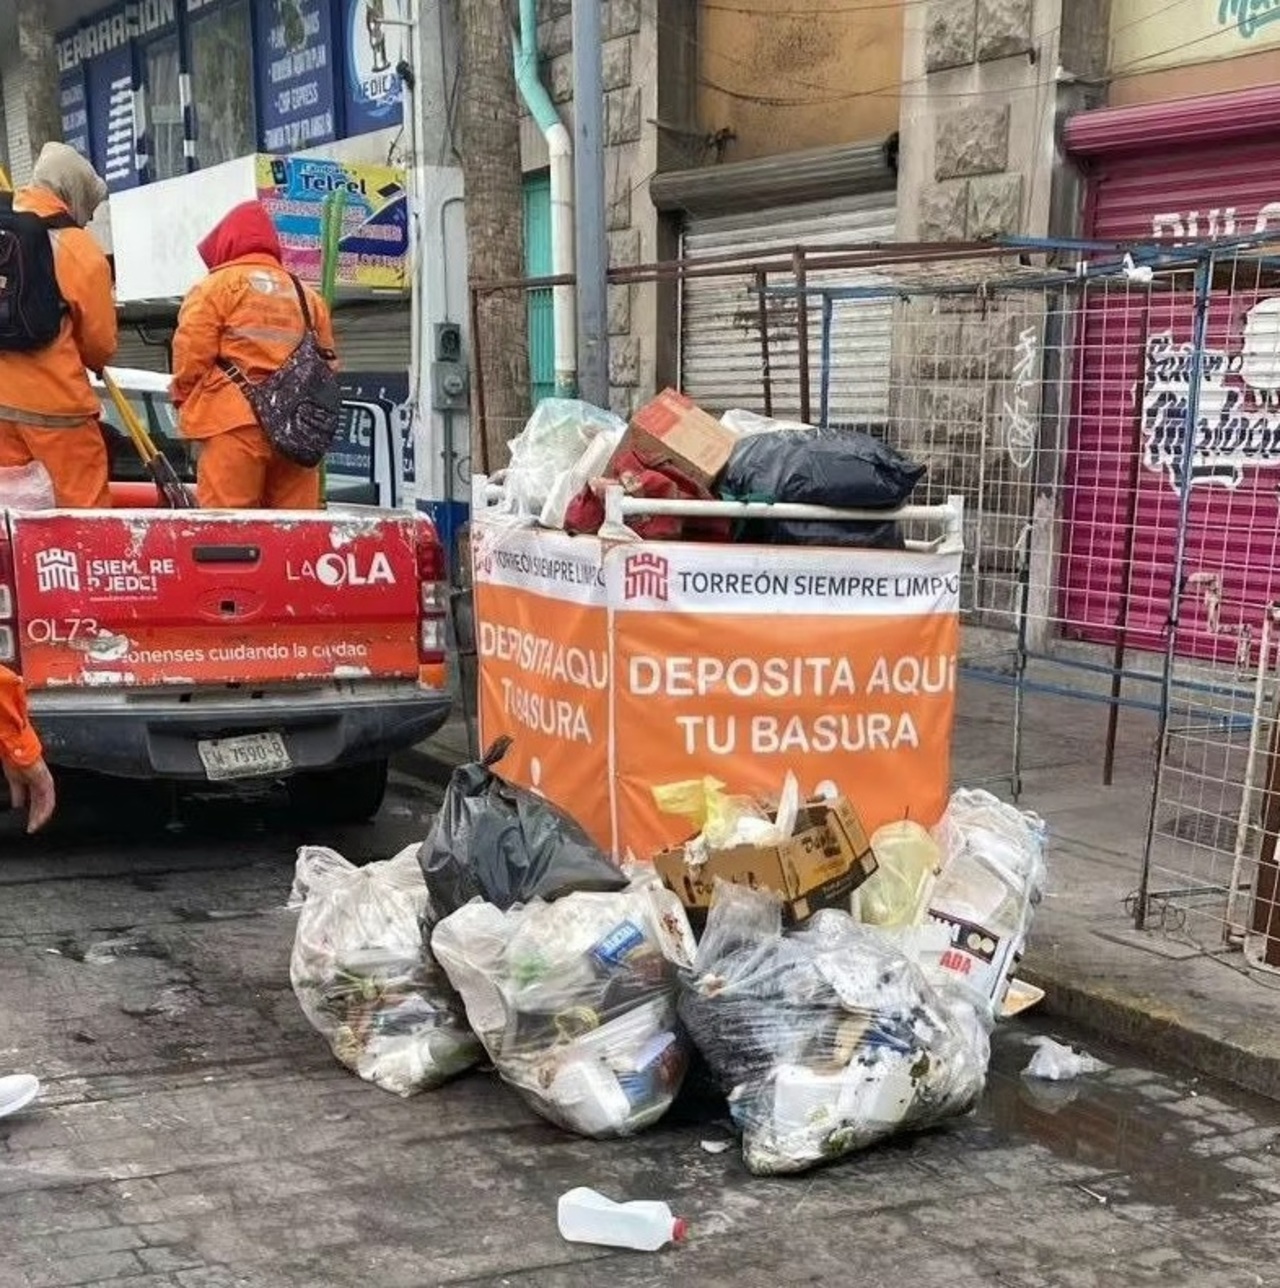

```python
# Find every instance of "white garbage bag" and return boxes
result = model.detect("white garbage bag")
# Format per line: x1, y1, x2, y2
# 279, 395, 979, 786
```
679, 881, 989, 1176
289, 845, 482, 1096
431, 876, 697, 1138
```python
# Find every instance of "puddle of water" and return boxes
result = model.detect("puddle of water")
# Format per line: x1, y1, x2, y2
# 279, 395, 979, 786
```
981, 1026, 1280, 1211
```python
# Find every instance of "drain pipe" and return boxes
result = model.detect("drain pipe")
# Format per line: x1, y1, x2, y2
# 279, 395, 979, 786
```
513, 0, 576, 397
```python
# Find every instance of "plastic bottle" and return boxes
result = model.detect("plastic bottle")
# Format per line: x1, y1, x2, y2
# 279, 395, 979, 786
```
557, 1187, 688, 1251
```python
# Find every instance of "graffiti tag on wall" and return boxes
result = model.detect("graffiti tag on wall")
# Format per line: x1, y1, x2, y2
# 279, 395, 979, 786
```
1002, 325, 1039, 470
1143, 299, 1280, 490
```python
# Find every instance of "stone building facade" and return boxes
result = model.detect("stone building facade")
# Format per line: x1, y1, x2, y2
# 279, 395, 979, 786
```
891, 0, 1108, 619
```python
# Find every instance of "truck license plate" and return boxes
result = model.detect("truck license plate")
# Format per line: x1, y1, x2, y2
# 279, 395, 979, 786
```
197, 733, 291, 781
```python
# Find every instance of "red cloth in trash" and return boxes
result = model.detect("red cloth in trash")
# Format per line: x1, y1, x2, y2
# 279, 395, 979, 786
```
564, 447, 731, 542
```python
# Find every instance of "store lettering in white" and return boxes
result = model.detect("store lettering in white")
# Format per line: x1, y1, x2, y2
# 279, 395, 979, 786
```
1143, 301, 1280, 490
1151, 201, 1280, 242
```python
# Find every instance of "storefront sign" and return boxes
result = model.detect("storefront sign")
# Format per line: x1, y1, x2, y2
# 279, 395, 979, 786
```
474, 524, 961, 857
255, 154, 408, 290
254, 0, 338, 152
342, 0, 405, 136
1111, 0, 1280, 74
1219, 0, 1280, 40
59, 66, 91, 160
57, 0, 178, 192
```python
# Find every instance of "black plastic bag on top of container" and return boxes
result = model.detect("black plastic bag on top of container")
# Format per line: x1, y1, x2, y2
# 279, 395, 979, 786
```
420, 737, 627, 917
719, 427, 926, 549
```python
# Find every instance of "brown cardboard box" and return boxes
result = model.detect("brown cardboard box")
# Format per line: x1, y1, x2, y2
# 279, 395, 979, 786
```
653, 795, 879, 925
616, 388, 737, 489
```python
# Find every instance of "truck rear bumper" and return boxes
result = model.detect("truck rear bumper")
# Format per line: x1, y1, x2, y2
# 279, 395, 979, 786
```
28, 687, 454, 780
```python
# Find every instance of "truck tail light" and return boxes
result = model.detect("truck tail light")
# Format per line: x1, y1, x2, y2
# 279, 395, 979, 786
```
0, 532, 18, 669
414, 516, 447, 668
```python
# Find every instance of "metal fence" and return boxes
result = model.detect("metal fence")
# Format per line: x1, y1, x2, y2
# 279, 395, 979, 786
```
468, 236, 1280, 975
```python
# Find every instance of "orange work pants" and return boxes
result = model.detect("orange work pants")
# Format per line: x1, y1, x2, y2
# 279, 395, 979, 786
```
0, 418, 110, 509
195, 424, 321, 510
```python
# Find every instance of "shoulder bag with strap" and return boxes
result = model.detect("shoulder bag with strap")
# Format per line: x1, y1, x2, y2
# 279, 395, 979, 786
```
218, 274, 341, 469
0, 191, 76, 352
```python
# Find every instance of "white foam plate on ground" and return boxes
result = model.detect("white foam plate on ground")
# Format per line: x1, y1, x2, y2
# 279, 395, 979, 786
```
1002, 979, 1046, 1019
0, 1074, 40, 1119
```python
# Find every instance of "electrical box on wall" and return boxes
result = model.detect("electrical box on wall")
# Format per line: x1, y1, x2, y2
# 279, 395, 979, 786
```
431, 323, 468, 410
432, 362, 469, 411
434, 323, 463, 363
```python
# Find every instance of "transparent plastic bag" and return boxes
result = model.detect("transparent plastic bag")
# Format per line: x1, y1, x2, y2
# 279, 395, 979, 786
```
420, 737, 627, 918
289, 845, 482, 1096
431, 877, 697, 1138
927, 790, 1049, 1016
679, 881, 988, 1176
0, 462, 55, 510
494, 399, 626, 522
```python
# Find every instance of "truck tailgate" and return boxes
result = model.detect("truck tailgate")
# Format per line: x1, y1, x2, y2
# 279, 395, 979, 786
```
8, 510, 422, 690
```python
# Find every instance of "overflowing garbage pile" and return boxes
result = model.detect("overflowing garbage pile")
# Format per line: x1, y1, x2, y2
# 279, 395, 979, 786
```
288, 845, 481, 1096
486, 389, 926, 544
288, 733, 1048, 1175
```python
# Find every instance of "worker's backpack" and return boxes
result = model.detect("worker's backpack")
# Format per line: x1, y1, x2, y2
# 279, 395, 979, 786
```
218, 275, 341, 469
0, 192, 75, 352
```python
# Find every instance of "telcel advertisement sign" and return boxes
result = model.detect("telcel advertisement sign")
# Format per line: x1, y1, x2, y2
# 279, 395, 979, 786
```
256, 154, 408, 291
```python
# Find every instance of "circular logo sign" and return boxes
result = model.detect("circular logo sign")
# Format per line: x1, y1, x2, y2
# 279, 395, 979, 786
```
348, 0, 404, 120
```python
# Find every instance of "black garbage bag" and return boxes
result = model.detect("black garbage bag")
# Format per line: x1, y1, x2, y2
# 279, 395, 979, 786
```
420, 737, 627, 916
720, 427, 926, 549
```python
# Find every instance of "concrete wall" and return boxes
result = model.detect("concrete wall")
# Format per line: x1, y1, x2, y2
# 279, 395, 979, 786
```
694, 0, 903, 164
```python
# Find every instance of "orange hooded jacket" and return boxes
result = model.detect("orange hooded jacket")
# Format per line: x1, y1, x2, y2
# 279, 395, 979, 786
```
171, 202, 336, 441
0, 187, 117, 425
0, 666, 41, 768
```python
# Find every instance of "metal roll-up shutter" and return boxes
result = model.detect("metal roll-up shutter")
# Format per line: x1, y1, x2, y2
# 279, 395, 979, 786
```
1061, 86, 1280, 663
333, 301, 411, 372
680, 192, 897, 424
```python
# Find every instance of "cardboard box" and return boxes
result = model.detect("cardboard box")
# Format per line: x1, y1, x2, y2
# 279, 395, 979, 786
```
653, 795, 879, 925
616, 389, 737, 489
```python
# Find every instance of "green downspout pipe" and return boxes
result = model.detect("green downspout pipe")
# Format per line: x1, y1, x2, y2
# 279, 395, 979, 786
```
513, 0, 577, 398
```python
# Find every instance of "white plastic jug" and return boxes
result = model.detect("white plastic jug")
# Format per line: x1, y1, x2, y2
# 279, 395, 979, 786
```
557, 1187, 687, 1251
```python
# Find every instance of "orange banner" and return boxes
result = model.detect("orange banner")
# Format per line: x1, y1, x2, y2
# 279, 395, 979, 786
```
473, 526, 613, 847
473, 521, 961, 860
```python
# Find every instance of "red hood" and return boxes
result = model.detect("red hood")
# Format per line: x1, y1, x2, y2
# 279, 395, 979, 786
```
198, 202, 282, 270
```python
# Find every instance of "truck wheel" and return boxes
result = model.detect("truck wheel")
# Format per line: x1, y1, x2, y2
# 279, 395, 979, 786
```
286, 759, 389, 825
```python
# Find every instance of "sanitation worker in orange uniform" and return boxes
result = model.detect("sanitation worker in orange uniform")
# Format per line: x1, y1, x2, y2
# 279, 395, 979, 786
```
171, 201, 337, 509
0, 143, 116, 509
0, 666, 55, 834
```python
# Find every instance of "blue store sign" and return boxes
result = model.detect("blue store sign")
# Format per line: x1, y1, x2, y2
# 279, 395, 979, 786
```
57, 0, 181, 192
342, 0, 405, 137
255, 0, 338, 153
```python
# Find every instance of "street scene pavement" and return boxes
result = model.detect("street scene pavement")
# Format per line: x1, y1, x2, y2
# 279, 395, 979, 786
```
3, 765, 1280, 1288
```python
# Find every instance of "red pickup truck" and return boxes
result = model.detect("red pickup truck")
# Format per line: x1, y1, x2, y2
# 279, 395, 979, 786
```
0, 377, 452, 824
